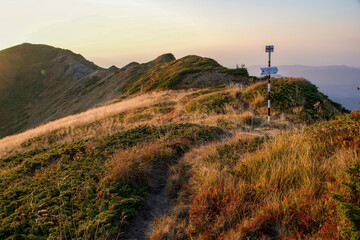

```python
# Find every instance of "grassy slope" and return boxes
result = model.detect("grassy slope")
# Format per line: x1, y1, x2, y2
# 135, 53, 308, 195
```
0, 123, 224, 239
242, 78, 349, 123
0, 50, 354, 240
0, 43, 100, 138
151, 111, 360, 240
0, 44, 58, 137
119, 55, 249, 95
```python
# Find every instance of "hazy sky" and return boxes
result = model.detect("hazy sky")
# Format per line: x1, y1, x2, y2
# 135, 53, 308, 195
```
1, 0, 360, 68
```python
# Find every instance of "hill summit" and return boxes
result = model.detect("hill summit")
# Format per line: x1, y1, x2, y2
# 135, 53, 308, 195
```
0, 43, 99, 138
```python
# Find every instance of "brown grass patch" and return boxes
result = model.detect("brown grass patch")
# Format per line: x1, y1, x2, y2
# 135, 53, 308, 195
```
108, 140, 189, 189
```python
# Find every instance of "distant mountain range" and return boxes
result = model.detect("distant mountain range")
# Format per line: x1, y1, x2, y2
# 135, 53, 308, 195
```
248, 65, 360, 111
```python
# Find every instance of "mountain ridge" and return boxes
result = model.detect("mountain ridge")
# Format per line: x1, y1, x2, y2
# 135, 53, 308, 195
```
0, 43, 101, 137
0, 43, 248, 139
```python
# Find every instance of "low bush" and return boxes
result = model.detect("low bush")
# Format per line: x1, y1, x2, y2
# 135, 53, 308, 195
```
188, 182, 254, 239
333, 161, 360, 240
186, 92, 236, 114
242, 78, 348, 123
219, 66, 249, 77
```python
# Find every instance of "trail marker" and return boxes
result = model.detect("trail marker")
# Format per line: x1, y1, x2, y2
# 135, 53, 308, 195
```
261, 45, 278, 123
261, 67, 278, 75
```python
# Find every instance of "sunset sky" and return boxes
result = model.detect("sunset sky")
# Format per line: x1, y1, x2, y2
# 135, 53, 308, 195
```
1, 0, 360, 68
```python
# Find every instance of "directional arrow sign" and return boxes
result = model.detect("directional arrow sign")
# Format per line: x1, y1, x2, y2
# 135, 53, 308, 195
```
260, 66, 278, 75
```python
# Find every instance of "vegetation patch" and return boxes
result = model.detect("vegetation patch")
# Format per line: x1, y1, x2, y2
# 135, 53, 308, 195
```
182, 85, 227, 102
125, 113, 153, 124
126, 55, 220, 94
84, 76, 100, 88
218, 65, 249, 77
150, 112, 360, 239
120, 55, 244, 95
0, 123, 225, 239
242, 78, 348, 123
186, 92, 236, 114
152, 101, 176, 108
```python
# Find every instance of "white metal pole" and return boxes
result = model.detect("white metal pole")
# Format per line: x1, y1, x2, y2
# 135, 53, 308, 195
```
268, 51, 271, 123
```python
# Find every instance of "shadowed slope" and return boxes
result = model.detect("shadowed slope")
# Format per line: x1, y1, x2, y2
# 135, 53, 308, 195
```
0, 43, 100, 138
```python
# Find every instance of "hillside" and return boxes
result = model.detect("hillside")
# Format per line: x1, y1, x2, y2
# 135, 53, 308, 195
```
0, 43, 100, 138
241, 78, 348, 123
0, 72, 353, 239
151, 111, 360, 239
0, 44, 249, 139
248, 65, 360, 111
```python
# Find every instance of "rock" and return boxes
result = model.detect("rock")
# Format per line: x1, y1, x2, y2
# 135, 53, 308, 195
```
65, 63, 95, 80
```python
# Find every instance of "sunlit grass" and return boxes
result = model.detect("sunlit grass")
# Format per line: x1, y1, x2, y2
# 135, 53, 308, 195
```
150, 112, 360, 239
0, 78, 353, 239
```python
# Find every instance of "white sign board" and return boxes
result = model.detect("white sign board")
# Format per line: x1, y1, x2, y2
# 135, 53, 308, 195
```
260, 66, 278, 75
265, 45, 274, 53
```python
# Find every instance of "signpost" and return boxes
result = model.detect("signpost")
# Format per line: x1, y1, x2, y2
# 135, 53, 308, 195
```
262, 45, 277, 123
261, 67, 278, 75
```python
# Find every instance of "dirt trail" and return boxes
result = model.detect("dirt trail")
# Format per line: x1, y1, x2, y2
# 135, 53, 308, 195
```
121, 189, 169, 240
118, 125, 289, 239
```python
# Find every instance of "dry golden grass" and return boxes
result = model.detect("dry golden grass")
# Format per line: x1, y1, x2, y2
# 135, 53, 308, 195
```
0, 86, 294, 158
237, 111, 256, 125
0, 90, 189, 157
251, 92, 265, 109
108, 140, 180, 187
237, 131, 349, 192
150, 120, 358, 239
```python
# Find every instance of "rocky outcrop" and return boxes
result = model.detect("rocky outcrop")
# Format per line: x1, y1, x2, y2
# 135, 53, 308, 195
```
65, 63, 95, 80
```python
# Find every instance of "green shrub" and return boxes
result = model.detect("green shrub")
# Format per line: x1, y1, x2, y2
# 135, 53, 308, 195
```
220, 66, 249, 77
242, 78, 347, 122
333, 161, 360, 239
186, 93, 236, 114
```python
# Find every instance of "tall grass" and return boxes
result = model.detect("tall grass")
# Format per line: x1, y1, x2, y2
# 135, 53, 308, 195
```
0, 87, 266, 158
108, 139, 189, 188
150, 112, 360, 239
0, 91, 188, 157
3, 79, 326, 158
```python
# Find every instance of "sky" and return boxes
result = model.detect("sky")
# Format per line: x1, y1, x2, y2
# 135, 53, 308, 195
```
0, 0, 360, 68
